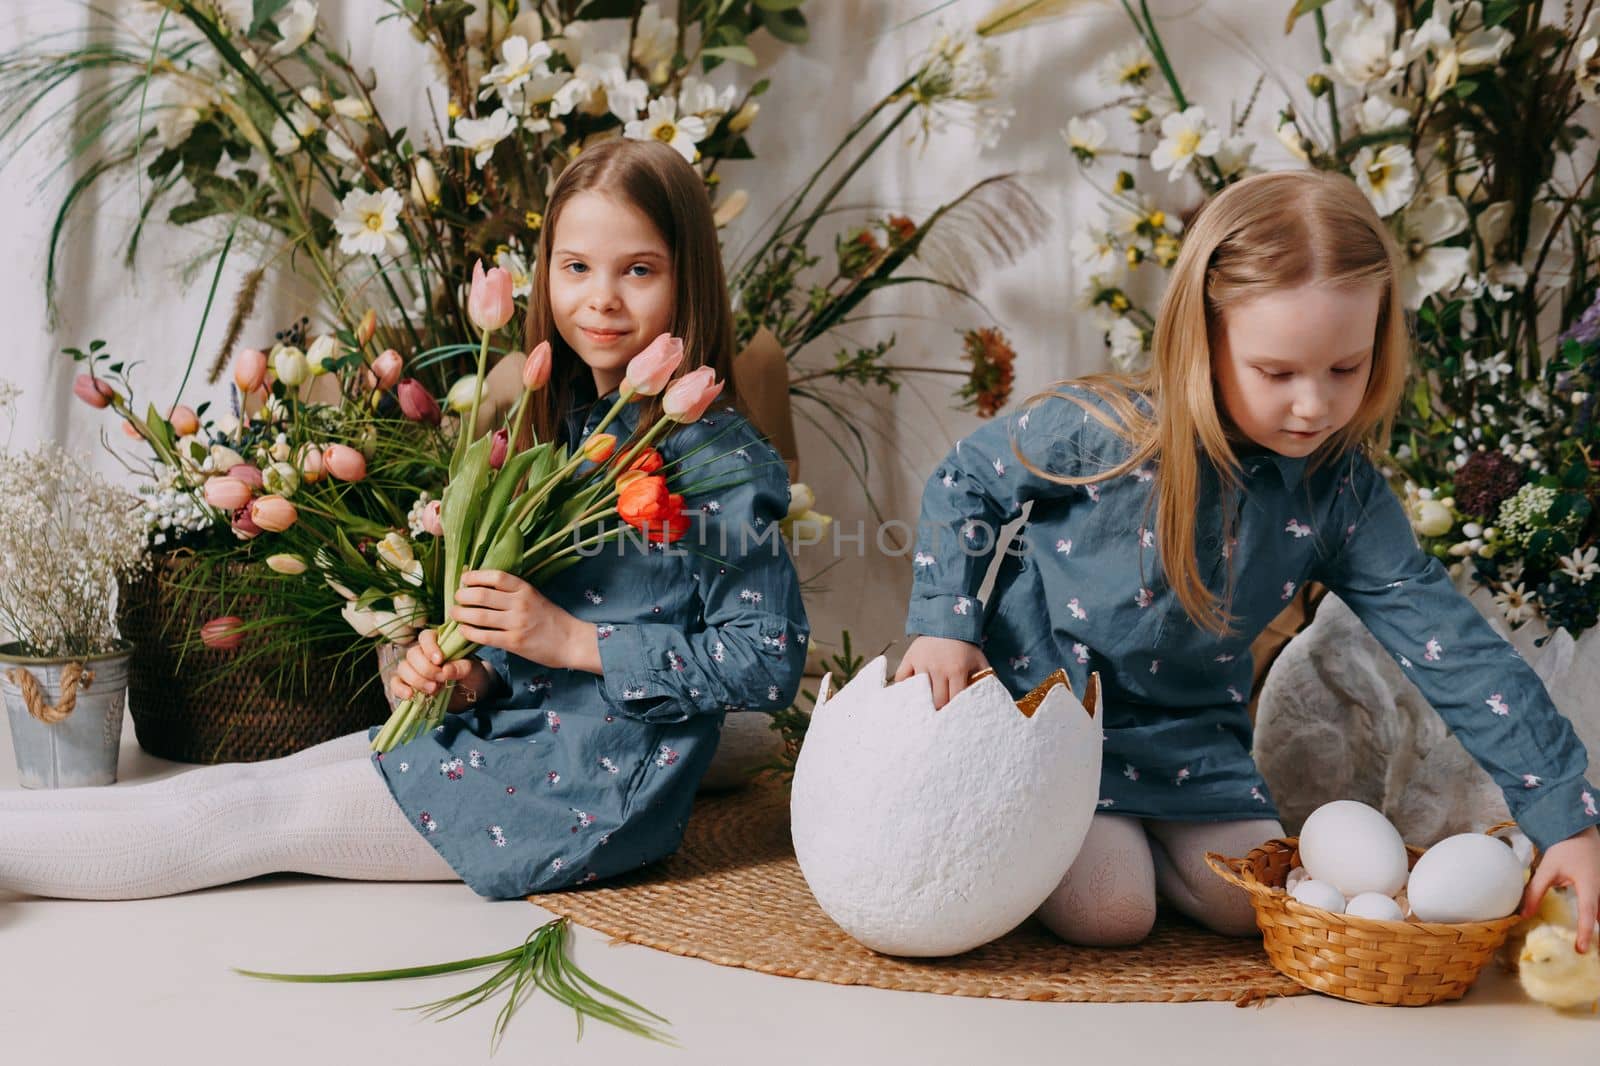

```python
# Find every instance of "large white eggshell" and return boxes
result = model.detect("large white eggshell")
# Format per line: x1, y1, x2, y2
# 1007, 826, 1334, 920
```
1345, 892, 1405, 922
1297, 800, 1410, 897
790, 657, 1102, 957
1290, 879, 1347, 914
1407, 833, 1525, 923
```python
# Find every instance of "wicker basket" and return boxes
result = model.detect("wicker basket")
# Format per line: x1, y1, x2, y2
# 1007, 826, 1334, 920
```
118, 557, 391, 764
1205, 832, 1524, 1006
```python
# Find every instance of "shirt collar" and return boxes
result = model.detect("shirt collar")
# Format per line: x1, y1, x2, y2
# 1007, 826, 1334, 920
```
1233, 445, 1310, 490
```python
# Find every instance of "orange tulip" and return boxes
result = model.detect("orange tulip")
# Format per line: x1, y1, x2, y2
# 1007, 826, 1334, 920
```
582, 433, 617, 464
617, 474, 690, 543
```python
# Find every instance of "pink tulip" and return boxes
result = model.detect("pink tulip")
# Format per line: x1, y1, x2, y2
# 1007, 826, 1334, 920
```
467, 259, 515, 332
397, 378, 442, 425
230, 506, 262, 540
421, 499, 444, 537
200, 616, 245, 651
233, 348, 268, 393
228, 463, 265, 489
323, 443, 367, 482
168, 404, 200, 437
72, 374, 116, 409
296, 443, 325, 484
372, 348, 404, 391
522, 341, 552, 391
662, 366, 726, 423
203, 476, 253, 511
249, 494, 298, 533
121, 419, 142, 439
489, 428, 510, 470
620, 334, 684, 399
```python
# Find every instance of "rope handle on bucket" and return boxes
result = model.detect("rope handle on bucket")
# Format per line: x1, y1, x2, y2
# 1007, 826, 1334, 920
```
3, 664, 95, 724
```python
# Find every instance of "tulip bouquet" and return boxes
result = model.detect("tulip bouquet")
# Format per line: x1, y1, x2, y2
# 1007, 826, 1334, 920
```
370, 260, 729, 752
66, 307, 455, 693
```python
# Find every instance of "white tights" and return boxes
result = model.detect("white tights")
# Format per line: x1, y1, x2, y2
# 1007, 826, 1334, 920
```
0, 731, 458, 900
1035, 812, 1283, 946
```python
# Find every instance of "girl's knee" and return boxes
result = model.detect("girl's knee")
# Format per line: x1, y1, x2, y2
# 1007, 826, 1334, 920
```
1035, 886, 1157, 947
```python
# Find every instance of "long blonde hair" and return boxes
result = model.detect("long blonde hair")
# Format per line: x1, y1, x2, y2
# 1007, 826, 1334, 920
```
1024, 170, 1410, 636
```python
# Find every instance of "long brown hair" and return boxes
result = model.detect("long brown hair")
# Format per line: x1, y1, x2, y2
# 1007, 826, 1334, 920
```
1022, 170, 1410, 636
520, 138, 739, 446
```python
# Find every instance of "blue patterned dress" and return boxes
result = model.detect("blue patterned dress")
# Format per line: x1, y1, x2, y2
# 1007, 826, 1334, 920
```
370, 395, 809, 899
906, 385, 1599, 850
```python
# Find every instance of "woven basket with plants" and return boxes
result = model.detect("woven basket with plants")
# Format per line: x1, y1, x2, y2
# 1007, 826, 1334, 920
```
1206, 826, 1528, 1007
119, 555, 388, 764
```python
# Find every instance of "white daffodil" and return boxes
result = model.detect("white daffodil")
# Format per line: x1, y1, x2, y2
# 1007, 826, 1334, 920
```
154, 79, 210, 150
334, 187, 405, 257
1412, 1, 1513, 101
1354, 93, 1409, 133
409, 157, 440, 208
631, 3, 677, 75
550, 52, 649, 122
332, 95, 372, 121
298, 85, 328, 112
1577, 12, 1600, 103
495, 247, 534, 299
677, 76, 738, 122
1352, 143, 1417, 216
1274, 115, 1311, 162
480, 34, 556, 109
1212, 135, 1254, 178
1474, 200, 1559, 289
269, 102, 320, 155
1106, 316, 1146, 370
1150, 106, 1220, 181
713, 189, 749, 228
270, 0, 317, 57
1398, 197, 1470, 309
623, 96, 707, 163
1064, 116, 1107, 162
448, 108, 518, 168
909, 27, 1011, 148
1071, 227, 1124, 280
1327, 3, 1408, 88
1098, 43, 1154, 89
1559, 545, 1600, 585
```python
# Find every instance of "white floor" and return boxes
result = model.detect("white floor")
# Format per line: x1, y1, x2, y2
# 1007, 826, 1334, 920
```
2, 719, 1597, 1066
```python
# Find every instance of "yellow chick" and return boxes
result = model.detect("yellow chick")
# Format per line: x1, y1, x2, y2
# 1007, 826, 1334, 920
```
1518, 923, 1600, 1012
1500, 884, 1580, 971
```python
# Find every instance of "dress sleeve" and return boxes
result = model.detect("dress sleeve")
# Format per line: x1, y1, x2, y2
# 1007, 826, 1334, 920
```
905, 388, 1114, 643
595, 418, 810, 724
1313, 454, 1600, 849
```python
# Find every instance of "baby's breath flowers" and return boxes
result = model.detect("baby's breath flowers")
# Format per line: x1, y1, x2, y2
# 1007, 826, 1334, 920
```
0, 440, 147, 656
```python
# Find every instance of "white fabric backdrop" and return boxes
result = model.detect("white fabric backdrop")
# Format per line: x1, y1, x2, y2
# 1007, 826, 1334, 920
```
0, 0, 1322, 659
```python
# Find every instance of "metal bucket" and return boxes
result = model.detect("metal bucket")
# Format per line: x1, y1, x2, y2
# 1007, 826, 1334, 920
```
0, 643, 131, 788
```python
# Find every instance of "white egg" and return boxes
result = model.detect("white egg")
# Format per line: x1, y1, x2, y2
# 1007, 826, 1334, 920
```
1297, 800, 1410, 897
1290, 879, 1347, 914
1345, 892, 1405, 922
1406, 833, 1525, 923
1284, 865, 1308, 893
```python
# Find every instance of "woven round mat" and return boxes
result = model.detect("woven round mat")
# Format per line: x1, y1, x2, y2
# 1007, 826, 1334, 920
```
534, 777, 1308, 1004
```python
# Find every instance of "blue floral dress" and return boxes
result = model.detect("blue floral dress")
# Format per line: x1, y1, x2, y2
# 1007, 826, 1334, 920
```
370, 396, 809, 899
906, 386, 1599, 850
